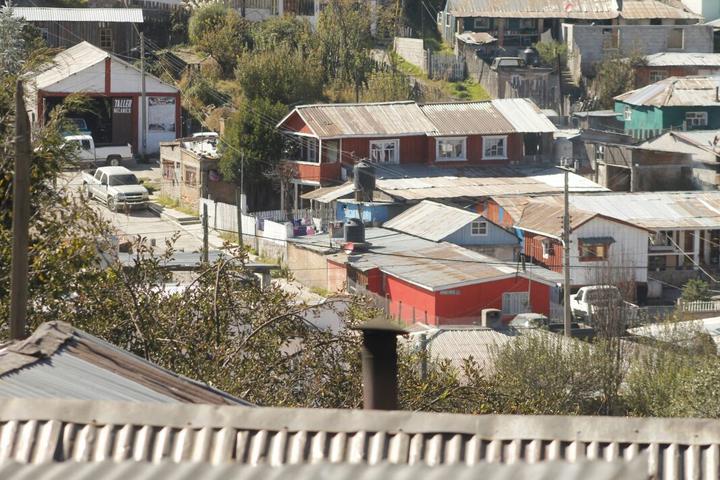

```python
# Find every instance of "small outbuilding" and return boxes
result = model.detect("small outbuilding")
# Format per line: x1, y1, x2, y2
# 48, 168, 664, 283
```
25, 41, 181, 155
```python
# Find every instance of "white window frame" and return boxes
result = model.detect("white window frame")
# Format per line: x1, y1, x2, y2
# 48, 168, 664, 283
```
541, 239, 553, 259
436, 137, 467, 161
471, 219, 488, 236
623, 105, 632, 121
685, 111, 708, 128
648, 70, 667, 83
473, 17, 490, 29
482, 135, 507, 160
369, 139, 399, 164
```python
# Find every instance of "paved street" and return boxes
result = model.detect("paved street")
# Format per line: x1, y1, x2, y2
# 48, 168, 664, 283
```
60, 160, 222, 254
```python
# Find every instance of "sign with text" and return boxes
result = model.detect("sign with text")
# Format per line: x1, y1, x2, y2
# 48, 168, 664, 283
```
113, 98, 131, 114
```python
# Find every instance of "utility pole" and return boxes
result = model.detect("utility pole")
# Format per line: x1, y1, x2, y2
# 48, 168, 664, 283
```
202, 202, 209, 263
140, 32, 147, 163
236, 153, 244, 247
562, 167, 572, 337
10, 81, 31, 340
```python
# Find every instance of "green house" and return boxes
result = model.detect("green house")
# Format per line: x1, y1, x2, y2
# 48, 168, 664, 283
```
614, 76, 720, 140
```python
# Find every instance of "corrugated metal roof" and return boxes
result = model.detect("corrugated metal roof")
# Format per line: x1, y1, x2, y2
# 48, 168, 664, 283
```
515, 202, 599, 238
10, 7, 143, 23
446, 0, 618, 19
282, 100, 555, 139
645, 52, 720, 67
616, 76, 720, 107
0, 322, 249, 406
620, 0, 702, 19
1, 397, 720, 479
286, 102, 438, 139
496, 191, 720, 230
30, 41, 109, 91
27, 41, 177, 94
640, 130, 720, 156
301, 167, 606, 204
0, 458, 649, 479
293, 227, 561, 290
374, 165, 608, 201
570, 192, 720, 230
383, 200, 481, 241
491, 99, 557, 133
420, 102, 514, 135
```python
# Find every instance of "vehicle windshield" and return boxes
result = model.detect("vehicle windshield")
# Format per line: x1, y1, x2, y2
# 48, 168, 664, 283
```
109, 174, 139, 186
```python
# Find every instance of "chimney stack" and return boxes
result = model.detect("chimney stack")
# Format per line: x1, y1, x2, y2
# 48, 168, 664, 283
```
353, 318, 407, 410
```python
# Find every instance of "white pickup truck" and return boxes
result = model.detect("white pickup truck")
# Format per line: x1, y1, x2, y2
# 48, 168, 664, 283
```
82, 167, 149, 212
570, 285, 639, 323
65, 134, 133, 167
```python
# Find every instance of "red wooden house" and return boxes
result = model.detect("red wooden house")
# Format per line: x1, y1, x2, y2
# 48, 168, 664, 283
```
289, 227, 562, 326
276, 99, 556, 209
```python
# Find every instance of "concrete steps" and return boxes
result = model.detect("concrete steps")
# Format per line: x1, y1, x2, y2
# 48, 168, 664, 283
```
147, 203, 201, 226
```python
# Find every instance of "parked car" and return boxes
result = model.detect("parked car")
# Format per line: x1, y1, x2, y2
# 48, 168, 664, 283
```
570, 285, 637, 321
64, 134, 133, 167
82, 166, 149, 212
509, 312, 549, 328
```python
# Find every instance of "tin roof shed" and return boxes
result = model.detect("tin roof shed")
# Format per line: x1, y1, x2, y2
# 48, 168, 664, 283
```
0, 321, 248, 405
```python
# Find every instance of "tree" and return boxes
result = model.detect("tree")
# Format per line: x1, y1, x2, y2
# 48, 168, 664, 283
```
316, 0, 376, 101
218, 98, 287, 210
681, 278, 712, 303
533, 40, 568, 69
593, 53, 645, 109
188, 4, 251, 76
251, 15, 315, 53
235, 45, 324, 105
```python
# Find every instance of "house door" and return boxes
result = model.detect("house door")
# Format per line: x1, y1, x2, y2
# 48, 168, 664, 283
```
112, 97, 133, 148
502, 292, 530, 315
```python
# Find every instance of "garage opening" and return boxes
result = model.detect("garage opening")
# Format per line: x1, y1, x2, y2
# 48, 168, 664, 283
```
45, 96, 134, 150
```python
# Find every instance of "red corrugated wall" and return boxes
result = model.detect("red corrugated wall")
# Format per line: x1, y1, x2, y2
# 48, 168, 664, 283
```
382, 272, 551, 326
340, 136, 428, 164
524, 232, 562, 273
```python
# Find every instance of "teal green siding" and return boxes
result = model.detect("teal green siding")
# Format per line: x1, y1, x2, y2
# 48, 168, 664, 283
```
616, 101, 720, 139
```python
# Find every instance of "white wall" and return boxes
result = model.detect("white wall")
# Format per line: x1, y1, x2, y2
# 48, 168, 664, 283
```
569, 217, 648, 286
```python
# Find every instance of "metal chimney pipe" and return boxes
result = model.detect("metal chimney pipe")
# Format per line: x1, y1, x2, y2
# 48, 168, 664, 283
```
354, 319, 407, 410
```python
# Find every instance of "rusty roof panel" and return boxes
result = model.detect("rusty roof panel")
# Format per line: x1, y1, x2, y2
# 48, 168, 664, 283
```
291, 102, 438, 139
419, 102, 514, 135
1, 398, 720, 479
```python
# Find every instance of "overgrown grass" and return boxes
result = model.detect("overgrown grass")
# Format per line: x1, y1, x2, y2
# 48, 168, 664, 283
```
310, 286, 331, 297
393, 52, 490, 101
154, 194, 198, 218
